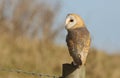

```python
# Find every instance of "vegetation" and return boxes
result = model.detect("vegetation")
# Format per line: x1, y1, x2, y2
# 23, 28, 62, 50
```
0, 0, 120, 78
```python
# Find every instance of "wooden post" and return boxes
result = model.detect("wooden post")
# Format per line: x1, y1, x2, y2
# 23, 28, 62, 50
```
61, 63, 85, 78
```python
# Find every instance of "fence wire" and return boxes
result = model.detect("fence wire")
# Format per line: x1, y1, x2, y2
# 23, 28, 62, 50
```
0, 68, 60, 78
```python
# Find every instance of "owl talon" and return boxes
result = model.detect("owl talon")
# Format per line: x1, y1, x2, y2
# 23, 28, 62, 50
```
71, 62, 79, 68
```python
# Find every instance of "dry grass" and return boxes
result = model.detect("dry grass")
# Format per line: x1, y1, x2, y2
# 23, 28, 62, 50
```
0, 34, 71, 77
0, 0, 120, 78
0, 35, 120, 78
87, 49, 120, 78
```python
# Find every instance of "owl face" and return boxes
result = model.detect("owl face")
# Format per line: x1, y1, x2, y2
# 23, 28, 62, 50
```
65, 15, 77, 29
65, 14, 84, 30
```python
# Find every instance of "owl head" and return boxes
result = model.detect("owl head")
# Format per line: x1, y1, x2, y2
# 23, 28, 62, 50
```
65, 13, 85, 30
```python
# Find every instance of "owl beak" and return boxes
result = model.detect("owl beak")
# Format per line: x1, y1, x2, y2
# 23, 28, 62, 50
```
65, 24, 68, 29
65, 17, 70, 29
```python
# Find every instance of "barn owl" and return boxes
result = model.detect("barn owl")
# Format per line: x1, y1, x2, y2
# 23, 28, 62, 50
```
65, 13, 91, 66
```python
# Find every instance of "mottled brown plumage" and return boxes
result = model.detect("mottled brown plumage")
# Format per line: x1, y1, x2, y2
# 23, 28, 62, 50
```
66, 27, 90, 65
65, 14, 91, 66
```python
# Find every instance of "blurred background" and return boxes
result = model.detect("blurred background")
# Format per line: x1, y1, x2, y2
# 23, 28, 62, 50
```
0, 0, 120, 78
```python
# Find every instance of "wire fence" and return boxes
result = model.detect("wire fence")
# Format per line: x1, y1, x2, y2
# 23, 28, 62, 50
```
0, 68, 60, 78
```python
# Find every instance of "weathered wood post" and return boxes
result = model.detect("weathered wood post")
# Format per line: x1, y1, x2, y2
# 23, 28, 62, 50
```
61, 63, 86, 78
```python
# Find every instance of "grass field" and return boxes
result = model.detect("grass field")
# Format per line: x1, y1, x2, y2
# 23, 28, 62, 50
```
0, 34, 120, 78
0, 1, 120, 77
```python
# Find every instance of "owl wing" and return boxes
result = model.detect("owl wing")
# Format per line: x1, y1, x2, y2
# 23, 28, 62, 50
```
66, 34, 82, 65
66, 28, 91, 65
76, 32, 91, 65
76, 34, 91, 53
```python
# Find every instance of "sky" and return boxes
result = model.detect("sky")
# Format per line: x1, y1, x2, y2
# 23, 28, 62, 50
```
2, 0, 120, 53
56, 0, 120, 53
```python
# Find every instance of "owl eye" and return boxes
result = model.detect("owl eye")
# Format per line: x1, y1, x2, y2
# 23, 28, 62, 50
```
70, 19, 74, 22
